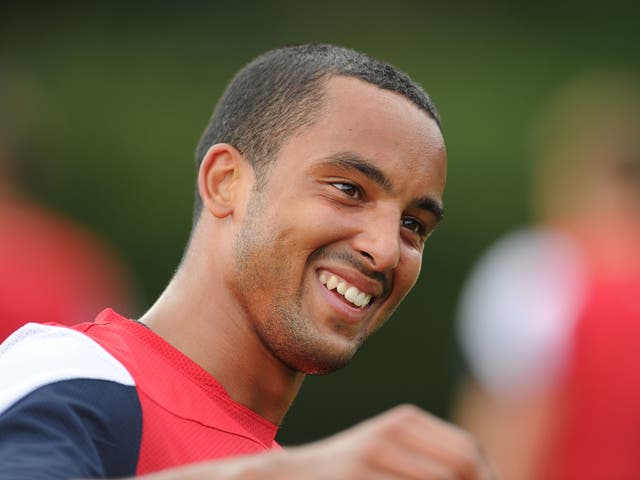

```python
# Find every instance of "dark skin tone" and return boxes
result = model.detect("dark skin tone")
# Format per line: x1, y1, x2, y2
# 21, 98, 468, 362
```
129, 77, 494, 479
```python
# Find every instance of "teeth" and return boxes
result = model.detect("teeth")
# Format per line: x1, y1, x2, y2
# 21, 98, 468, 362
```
344, 286, 358, 303
318, 272, 373, 308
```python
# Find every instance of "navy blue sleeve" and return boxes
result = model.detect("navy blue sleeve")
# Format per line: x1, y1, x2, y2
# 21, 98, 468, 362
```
0, 379, 142, 480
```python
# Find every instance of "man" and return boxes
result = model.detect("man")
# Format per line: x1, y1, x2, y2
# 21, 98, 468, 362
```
0, 44, 493, 479
454, 71, 640, 480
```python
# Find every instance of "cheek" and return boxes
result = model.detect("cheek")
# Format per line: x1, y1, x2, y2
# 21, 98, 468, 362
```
270, 218, 336, 258
395, 249, 423, 295
280, 203, 356, 250
367, 250, 422, 335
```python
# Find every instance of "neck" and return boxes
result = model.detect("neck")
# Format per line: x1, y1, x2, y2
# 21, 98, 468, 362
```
139, 228, 305, 425
554, 204, 640, 277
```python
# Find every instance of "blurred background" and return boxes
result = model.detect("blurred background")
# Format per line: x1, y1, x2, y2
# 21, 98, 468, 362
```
2, 0, 639, 456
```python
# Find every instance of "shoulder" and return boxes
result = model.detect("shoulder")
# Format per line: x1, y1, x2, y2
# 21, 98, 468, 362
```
457, 228, 588, 397
0, 322, 134, 414
0, 323, 142, 479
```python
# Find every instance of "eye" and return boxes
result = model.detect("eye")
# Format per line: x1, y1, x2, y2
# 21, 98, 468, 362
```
331, 182, 362, 199
401, 217, 427, 237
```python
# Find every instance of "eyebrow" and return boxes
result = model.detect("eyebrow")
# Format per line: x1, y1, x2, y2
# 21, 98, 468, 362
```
414, 196, 445, 223
326, 152, 393, 192
324, 151, 445, 223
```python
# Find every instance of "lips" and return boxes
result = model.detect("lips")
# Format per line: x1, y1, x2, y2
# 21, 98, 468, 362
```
318, 271, 373, 308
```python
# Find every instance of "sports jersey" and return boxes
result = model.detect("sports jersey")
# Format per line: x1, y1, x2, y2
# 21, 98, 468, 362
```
541, 271, 640, 479
0, 309, 280, 479
457, 227, 640, 478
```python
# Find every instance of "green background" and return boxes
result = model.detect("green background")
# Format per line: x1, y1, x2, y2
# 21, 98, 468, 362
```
2, 0, 638, 444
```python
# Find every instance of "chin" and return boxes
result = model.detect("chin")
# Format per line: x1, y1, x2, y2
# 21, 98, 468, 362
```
296, 357, 354, 376
255, 297, 370, 375
282, 338, 363, 375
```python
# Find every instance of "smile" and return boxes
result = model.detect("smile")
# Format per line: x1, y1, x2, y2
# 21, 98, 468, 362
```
319, 271, 373, 308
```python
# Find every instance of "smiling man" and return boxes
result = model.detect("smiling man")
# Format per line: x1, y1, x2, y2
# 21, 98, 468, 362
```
0, 44, 493, 479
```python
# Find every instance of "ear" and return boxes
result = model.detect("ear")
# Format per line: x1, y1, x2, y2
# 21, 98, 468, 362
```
197, 143, 250, 218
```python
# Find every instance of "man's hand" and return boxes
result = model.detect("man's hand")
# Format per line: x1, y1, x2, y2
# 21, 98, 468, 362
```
283, 404, 495, 479
140, 405, 495, 480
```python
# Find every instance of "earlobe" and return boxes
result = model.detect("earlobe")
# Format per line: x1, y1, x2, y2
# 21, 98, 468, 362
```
197, 144, 246, 218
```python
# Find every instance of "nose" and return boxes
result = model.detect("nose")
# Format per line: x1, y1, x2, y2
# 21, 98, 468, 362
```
352, 205, 401, 271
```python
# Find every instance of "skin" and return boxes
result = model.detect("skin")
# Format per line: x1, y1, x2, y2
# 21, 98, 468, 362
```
135, 76, 494, 479
229, 76, 447, 376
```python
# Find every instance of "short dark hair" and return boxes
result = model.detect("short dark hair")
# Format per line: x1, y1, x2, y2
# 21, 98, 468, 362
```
193, 43, 441, 220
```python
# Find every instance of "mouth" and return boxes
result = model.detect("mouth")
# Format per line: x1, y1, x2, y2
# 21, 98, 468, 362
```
318, 271, 374, 309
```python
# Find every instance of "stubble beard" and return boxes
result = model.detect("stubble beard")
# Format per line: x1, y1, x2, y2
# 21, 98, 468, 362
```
230, 188, 364, 375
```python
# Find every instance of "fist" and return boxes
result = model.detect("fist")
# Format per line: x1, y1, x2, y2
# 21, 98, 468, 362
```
288, 404, 496, 479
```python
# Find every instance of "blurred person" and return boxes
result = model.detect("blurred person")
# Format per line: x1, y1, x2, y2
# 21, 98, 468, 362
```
0, 44, 495, 479
454, 71, 640, 479
0, 66, 136, 341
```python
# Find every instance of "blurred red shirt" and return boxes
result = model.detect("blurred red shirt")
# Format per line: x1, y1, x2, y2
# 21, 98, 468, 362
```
0, 194, 135, 342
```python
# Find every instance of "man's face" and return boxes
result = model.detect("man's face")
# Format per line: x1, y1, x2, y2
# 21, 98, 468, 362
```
230, 76, 447, 374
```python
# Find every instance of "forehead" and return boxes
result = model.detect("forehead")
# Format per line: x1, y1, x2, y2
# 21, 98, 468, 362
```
274, 76, 447, 199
